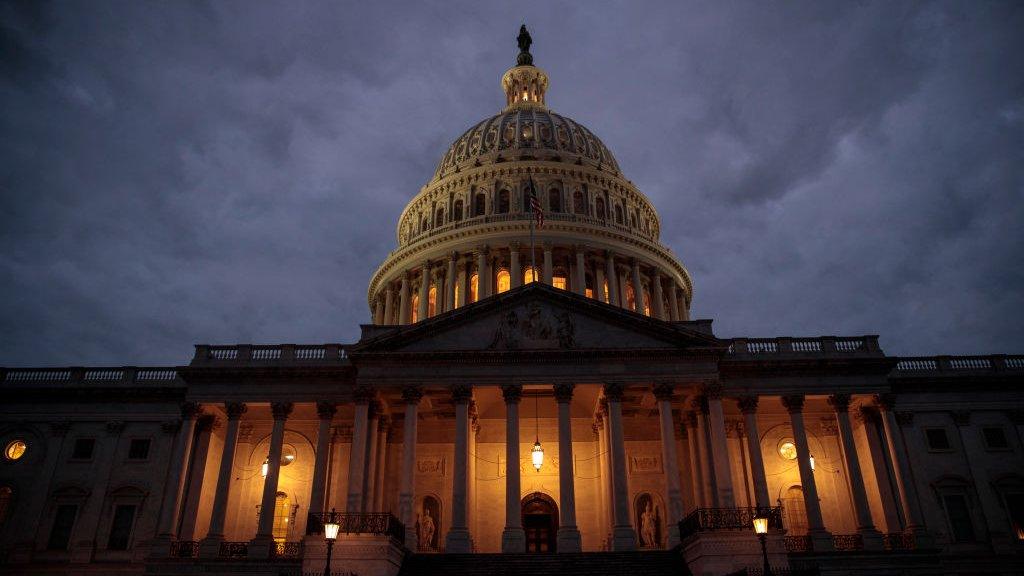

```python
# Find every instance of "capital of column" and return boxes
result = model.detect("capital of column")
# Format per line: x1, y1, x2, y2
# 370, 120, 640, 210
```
421, 259, 432, 270
368, 399, 383, 419
501, 384, 523, 404
106, 420, 127, 435
542, 241, 552, 252
874, 393, 897, 412
781, 394, 805, 414
737, 395, 759, 414
451, 384, 473, 405
574, 243, 588, 255
161, 420, 182, 435
553, 383, 575, 403
827, 394, 852, 413
856, 405, 882, 425
602, 381, 625, 402
652, 382, 674, 402
271, 402, 294, 421
224, 402, 247, 420
690, 395, 709, 415
181, 401, 203, 420
196, 414, 220, 433
475, 244, 490, 256
449, 250, 459, 263
604, 249, 616, 260
353, 384, 375, 405
316, 401, 338, 419
683, 411, 698, 429
510, 241, 520, 251
701, 382, 723, 400
402, 385, 424, 405
895, 411, 915, 427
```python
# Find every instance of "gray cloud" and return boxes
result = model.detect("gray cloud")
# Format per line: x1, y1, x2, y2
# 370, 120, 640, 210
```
1, 0, 1022, 366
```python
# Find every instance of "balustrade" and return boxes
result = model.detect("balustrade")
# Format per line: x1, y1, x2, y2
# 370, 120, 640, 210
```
677, 506, 783, 541
169, 540, 200, 558
307, 512, 406, 544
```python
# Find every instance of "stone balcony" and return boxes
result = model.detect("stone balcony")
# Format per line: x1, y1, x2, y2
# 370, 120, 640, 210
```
189, 344, 352, 366
726, 336, 883, 358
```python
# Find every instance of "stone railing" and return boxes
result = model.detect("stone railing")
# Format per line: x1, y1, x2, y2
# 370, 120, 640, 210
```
893, 355, 1023, 376
169, 540, 199, 558
678, 506, 783, 541
307, 512, 405, 544
403, 211, 661, 248
726, 336, 882, 358
272, 541, 304, 559
783, 532, 913, 553
1, 366, 181, 385
218, 541, 249, 559
191, 344, 351, 366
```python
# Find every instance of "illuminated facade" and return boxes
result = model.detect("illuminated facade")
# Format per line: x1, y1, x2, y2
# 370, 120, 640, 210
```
1, 29, 1023, 576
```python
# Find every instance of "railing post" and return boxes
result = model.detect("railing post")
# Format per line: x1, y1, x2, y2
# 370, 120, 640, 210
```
70, 367, 85, 383
324, 344, 342, 361
192, 345, 210, 364
732, 338, 748, 355
122, 366, 138, 384
776, 337, 793, 353
820, 336, 837, 353
864, 336, 881, 352
990, 354, 1006, 371
237, 345, 252, 362
280, 344, 296, 361
936, 355, 952, 371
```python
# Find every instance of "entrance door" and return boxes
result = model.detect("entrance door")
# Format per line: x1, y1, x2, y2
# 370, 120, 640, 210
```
521, 492, 558, 553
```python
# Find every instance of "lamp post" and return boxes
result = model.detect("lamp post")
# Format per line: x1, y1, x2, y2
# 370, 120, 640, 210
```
323, 508, 340, 576
753, 515, 773, 576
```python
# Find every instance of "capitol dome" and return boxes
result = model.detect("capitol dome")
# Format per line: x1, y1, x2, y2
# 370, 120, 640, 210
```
368, 28, 693, 325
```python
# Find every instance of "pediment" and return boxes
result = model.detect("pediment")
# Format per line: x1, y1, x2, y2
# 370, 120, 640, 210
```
352, 283, 722, 355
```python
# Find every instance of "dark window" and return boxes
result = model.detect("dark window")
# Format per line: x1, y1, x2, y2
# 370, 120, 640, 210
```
614, 204, 624, 224
1005, 493, 1024, 541
548, 188, 561, 213
474, 193, 486, 216
72, 438, 95, 460
573, 190, 585, 213
107, 504, 136, 550
128, 439, 150, 460
47, 504, 78, 550
926, 428, 951, 451
497, 189, 510, 214
435, 208, 444, 226
596, 197, 606, 219
943, 494, 975, 542
453, 200, 463, 221
982, 427, 1009, 450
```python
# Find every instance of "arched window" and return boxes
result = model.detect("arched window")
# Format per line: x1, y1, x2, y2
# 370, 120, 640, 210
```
625, 283, 636, 310
585, 273, 594, 299
642, 289, 652, 317
496, 269, 511, 293
497, 189, 510, 214
553, 273, 567, 291
428, 285, 437, 317
469, 273, 479, 303
602, 280, 610, 304
784, 486, 808, 535
596, 197, 606, 220
615, 204, 624, 224
523, 266, 538, 284
573, 190, 585, 214
435, 208, 444, 227
548, 188, 562, 213
454, 282, 461, 308
474, 193, 486, 216
410, 294, 420, 323
272, 491, 291, 541
630, 214, 638, 228
453, 200, 464, 221
421, 216, 429, 233
523, 188, 533, 212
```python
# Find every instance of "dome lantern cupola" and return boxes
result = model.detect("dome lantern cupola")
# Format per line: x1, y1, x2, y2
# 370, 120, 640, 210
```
503, 25, 548, 110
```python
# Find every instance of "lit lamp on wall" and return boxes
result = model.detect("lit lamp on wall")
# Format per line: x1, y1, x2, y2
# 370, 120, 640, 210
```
753, 515, 773, 576
261, 458, 269, 477
809, 454, 816, 472
531, 394, 544, 472
322, 508, 340, 576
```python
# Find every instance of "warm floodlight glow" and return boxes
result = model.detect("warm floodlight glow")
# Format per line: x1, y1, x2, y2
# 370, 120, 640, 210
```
324, 520, 341, 541
261, 458, 269, 477
531, 440, 544, 471
753, 516, 769, 535
809, 454, 816, 471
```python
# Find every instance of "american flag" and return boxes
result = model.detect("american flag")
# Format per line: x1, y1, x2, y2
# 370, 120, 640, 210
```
528, 178, 543, 228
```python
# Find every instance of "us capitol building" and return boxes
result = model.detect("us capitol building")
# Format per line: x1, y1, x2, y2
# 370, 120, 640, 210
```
1, 28, 1022, 576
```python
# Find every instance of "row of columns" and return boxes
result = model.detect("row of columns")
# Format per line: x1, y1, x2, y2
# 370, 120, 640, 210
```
372, 246, 690, 325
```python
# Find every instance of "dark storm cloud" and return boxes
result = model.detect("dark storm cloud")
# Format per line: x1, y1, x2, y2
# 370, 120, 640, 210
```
1, 0, 1022, 366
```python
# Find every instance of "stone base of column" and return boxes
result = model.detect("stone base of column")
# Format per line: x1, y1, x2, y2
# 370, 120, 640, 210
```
445, 527, 472, 553
907, 526, 935, 549
247, 534, 276, 559
612, 525, 637, 551
147, 534, 172, 559
556, 526, 582, 552
198, 534, 224, 559
501, 527, 526, 553
666, 523, 681, 549
809, 529, 834, 552
858, 527, 884, 551
69, 540, 96, 563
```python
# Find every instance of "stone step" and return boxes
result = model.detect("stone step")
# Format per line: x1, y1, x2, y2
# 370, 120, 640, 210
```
397, 551, 691, 576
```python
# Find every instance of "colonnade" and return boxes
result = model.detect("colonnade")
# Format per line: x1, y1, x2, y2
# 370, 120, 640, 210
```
372, 246, 690, 325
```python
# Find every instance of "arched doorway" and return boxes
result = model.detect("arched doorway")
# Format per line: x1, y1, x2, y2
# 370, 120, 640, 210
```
521, 492, 558, 553
783, 485, 808, 535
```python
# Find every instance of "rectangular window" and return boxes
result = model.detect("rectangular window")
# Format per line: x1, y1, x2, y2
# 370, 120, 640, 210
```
127, 439, 150, 460
107, 504, 136, 550
71, 438, 95, 460
925, 428, 951, 451
1006, 493, 1024, 541
982, 427, 1009, 450
943, 494, 976, 542
47, 504, 78, 550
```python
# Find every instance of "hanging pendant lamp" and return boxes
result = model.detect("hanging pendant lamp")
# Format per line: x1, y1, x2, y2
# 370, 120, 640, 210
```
531, 393, 544, 472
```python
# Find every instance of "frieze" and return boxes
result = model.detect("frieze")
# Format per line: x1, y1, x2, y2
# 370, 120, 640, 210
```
416, 457, 446, 476
488, 302, 576, 350
818, 417, 838, 436
629, 454, 663, 474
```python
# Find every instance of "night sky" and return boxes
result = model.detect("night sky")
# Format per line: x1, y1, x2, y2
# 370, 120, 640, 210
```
2, 1, 1022, 367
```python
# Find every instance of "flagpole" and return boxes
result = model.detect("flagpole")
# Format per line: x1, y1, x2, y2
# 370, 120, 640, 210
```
529, 177, 537, 282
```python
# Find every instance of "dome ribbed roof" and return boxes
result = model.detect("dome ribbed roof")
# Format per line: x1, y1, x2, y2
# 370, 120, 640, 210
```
432, 108, 622, 180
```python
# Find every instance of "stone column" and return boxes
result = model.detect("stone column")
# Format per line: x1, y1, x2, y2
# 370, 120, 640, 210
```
553, 383, 582, 551
152, 402, 202, 557
179, 415, 218, 540
373, 296, 383, 324
692, 398, 716, 506
476, 246, 490, 299
308, 402, 336, 524
457, 258, 470, 307
363, 403, 381, 512
737, 396, 770, 511
10, 422, 70, 562
857, 406, 903, 532
875, 394, 932, 547
828, 394, 883, 549
510, 242, 522, 288
542, 242, 554, 285
446, 384, 473, 552
652, 271, 666, 320
684, 412, 706, 509
595, 261, 607, 303
594, 416, 610, 547
347, 387, 373, 513
603, 382, 637, 550
200, 403, 246, 557
781, 395, 833, 551
705, 385, 735, 507
668, 285, 680, 321
70, 420, 126, 562
398, 386, 423, 547
653, 383, 684, 547
680, 292, 690, 320
417, 261, 430, 321
249, 402, 293, 558
574, 246, 587, 295
605, 251, 619, 306
446, 252, 458, 312
383, 286, 395, 324
373, 417, 390, 512
501, 384, 526, 552
399, 272, 411, 324
631, 258, 644, 314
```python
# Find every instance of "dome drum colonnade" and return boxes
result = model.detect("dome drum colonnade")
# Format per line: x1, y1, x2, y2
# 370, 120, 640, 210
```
367, 40, 692, 326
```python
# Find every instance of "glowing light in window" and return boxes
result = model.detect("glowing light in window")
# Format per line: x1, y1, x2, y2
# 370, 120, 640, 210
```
553, 276, 567, 290
469, 273, 479, 303
524, 267, 538, 284
778, 441, 797, 461
4, 440, 26, 461
497, 270, 511, 293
